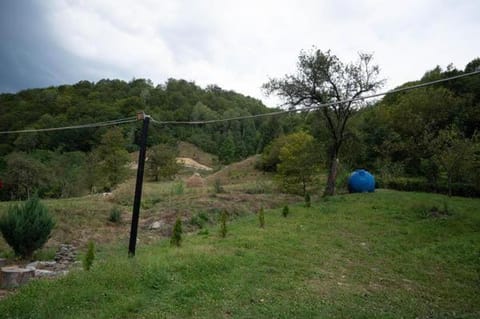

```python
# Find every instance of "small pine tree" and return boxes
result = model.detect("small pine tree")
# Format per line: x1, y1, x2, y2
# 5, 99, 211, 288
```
108, 207, 122, 223
213, 178, 225, 194
304, 193, 311, 208
259, 208, 265, 228
282, 205, 289, 217
170, 218, 183, 247
219, 210, 228, 238
0, 196, 55, 260
83, 240, 95, 271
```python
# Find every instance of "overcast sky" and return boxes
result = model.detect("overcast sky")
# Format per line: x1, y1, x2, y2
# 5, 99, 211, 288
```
0, 0, 478, 107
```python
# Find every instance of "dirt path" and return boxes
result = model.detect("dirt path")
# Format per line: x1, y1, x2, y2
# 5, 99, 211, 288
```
176, 157, 212, 171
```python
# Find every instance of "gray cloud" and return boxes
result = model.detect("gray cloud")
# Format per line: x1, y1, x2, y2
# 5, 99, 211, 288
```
1, 0, 479, 107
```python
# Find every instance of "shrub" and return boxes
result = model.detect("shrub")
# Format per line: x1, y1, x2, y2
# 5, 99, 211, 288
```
170, 218, 182, 247
282, 205, 289, 218
258, 208, 265, 228
171, 182, 184, 195
213, 178, 225, 194
83, 241, 95, 271
219, 210, 228, 238
189, 212, 209, 229
304, 193, 311, 208
0, 197, 55, 259
413, 200, 453, 219
108, 207, 122, 223
377, 177, 480, 197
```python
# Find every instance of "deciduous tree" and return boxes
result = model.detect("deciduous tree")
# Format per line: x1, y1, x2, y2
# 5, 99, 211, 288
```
277, 132, 320, 195
147, 144, 180, 181
264, 48, 384, 195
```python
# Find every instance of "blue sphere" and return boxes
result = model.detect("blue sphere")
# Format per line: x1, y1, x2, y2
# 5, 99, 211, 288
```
348, 169, 375, 193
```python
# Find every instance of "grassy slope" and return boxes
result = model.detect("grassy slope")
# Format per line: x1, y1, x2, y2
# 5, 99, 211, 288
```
0, 156, 291, 252
1, 190, 479, 318
177, 141, 218, 168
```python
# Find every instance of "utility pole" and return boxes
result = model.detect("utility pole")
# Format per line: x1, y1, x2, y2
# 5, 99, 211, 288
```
128, 111, 150, 257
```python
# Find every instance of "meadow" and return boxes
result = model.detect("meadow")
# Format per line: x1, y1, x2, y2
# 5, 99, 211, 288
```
0, 189, 479, 318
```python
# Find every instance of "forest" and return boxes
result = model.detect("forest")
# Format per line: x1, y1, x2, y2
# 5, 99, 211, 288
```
0, 55, 479, 200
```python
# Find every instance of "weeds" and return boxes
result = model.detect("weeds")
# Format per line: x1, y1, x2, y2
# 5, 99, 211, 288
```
219, 210, 228, 238
414, 200, 453, 219
258, 208, 265, 228
83, 241, 95, 271
304, 193, 311, 208
170, 218, 183, 247
189, 212, 209, 229
282, 205, 289, 217
171, 182, 185, 195
213, 179, 225, 194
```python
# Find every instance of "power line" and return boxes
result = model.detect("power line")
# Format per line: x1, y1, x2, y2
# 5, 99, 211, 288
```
0, 117, 138, 135
151, 69, 480, 126
1, 69, 479, 134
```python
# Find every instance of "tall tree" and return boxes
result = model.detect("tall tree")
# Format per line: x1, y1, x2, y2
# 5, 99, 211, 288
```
3, 152, 48, 199
432, 126, 475, 196
264, 48, 384, 195
277, 132, 320, 195
94, 128, 130, 190
147, 144, 180, 181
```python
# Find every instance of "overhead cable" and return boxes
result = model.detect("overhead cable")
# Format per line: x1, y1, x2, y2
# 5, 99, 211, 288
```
151, 69, 480, 126
0, 117, 137, 135
2, 69, 479, 133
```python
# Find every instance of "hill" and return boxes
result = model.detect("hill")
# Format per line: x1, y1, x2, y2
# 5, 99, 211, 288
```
177, 141, 217, 168
0, 157, 294, 250
0, 190, 479, 318
0, 78, 292, 163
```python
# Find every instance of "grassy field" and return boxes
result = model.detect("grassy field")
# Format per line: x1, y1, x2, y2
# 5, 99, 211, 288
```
0, 190, 479, 318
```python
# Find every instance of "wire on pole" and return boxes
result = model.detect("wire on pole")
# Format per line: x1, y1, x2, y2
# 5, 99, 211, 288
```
150, 69, 480, 126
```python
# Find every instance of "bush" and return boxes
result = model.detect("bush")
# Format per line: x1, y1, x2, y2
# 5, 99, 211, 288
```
171, 182, 184, 195
304, 193, 311, 207
282, 205, 289, 218
170, 218, 182, 247
213, 179, 225, 194
83, 241, 95, 271
219, 210, 228, 238
377, 177, 480, 197
108, 207, 122, 223
0, 197, 55, 260
189, 212, 209, 229
258, 208, 265, 228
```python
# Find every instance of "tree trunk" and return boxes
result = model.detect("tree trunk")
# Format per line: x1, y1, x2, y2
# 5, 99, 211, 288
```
1, 266, 35, 289
324, 152, 339, 196
448, 174, 452, 197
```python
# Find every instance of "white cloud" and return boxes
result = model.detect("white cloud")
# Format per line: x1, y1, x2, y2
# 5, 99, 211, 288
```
42, 0, 480, 107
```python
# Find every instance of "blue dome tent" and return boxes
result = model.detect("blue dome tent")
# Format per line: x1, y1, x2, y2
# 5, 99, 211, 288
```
348, 169, 375, 193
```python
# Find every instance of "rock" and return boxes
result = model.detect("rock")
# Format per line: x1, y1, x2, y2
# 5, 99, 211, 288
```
34, 269, 56, 278
1, 266, 35, 289
150, 221, 162, 230
54, 244, 76, 265
38, 261, 57, 268
26, 261, 39, 270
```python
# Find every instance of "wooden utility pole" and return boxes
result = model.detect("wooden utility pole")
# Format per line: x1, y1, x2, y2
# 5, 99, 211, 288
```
128, 111, 150, 257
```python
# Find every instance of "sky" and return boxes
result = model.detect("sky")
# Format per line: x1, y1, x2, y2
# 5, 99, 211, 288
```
0, 0, 479, 107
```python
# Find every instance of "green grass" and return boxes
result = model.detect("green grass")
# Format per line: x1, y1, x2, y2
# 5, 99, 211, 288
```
1, 190, 479, 318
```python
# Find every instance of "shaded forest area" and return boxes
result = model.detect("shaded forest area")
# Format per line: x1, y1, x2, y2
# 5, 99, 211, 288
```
1, 57, 479, 200
0, 78, 296, 199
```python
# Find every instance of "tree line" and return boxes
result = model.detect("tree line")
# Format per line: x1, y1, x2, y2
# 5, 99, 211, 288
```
0, 78, 296, 200
259, 49, 480, 197
1, 50, 479, 200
